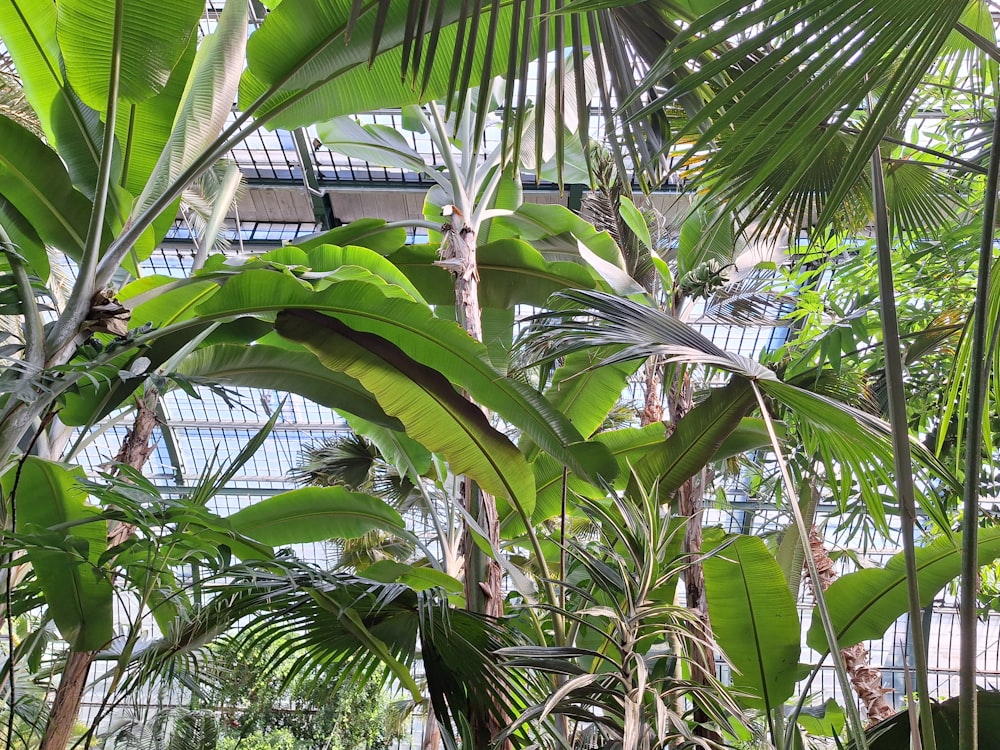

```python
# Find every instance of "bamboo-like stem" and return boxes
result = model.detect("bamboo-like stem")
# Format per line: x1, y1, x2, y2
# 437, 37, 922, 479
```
958, 101, 1000, 750
870, 149, 936, 750
751, 382, 869, 750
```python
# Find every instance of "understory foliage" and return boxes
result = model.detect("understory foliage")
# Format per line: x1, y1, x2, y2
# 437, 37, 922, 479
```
2, 1, 1000, 749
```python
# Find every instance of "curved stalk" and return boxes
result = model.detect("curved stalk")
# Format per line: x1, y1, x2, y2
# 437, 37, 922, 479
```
0, 227, 43, 373
751, 382, 869, 750
959, 102, 1000, 750
870, 149, 936, 750
51, 0, 124, 357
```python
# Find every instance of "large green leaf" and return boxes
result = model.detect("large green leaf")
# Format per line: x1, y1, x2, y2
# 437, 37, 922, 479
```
56, 0, 203, 111
131, 0, 247, 218
0, 0, 108, 198
176, 344, 400, 430
0, 197, 49, 280
703, 532, 800, 711
4, 457, 113, 651
240, 0, 516, 129
275, 308, 536, 516
115, 37, 197, 197
627, 379, 755, 502
501, 423, 667, 538
191, 271, 617, 485
384, 239, 598, 308
227, 486, 409, 546
0, 115, 91, 260
807, 528, 1000, 652
292, 218, 408, 255
316, 117, 438, 181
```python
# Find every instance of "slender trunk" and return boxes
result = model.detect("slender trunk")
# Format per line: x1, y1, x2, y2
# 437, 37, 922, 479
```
37, 394, 158, 750
804, 527, 894, 724
640, 358, 663, 425
441, 222, 504, 747
657, 365, 720, 741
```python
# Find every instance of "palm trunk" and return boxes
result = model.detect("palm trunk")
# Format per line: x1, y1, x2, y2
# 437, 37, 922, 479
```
805, 526, 894, 724
38, 394, 158, 750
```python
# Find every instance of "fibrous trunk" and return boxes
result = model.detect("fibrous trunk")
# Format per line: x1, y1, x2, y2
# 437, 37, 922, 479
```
441, 222, 504, 747
805, 526, 894, 723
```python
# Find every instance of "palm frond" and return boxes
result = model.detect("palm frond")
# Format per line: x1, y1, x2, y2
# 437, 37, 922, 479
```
697, 275, 795, 327
634, 0, 969, 233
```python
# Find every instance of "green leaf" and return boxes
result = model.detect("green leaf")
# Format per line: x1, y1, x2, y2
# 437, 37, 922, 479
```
385, 238, 597, 308
177, 344, 400, 430
504, 423, 667, 538
292, 218, 408, 255
115, 37, 196, 197
618, 196, 652, 253
703, 531, 800, 711
192, 271, 617, 485
310, 588, 423, 701
4, 457, 113, 651
304, 243, 427, 303
132, 0, 247, 218
240, 0, 514, 129
57, 0, 203, 111
0, 115, 91, 260
0, 197, 50, 280
363, 561, 463, 593
227, 486, 408, 545
275, 308, 536, 516
807, 528, 1000, 652
628, 379, 755, 502
316, 117, 437, 179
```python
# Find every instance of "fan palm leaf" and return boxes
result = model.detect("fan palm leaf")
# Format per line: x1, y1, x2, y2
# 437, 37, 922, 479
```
633, 0, 970, 233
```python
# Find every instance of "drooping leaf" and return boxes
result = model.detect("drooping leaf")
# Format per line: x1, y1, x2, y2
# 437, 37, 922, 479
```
227, 486, 409, 545
4, 457, 113, 651
176, 344, 401, 430
191, 271, 617, 484
275, 308, 537, 517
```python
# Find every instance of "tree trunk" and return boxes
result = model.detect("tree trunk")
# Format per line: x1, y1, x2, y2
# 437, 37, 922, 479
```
440, 221, 505, 747
39, 651, 94, 750
805, 526, 894, 724
37, 393, 159, 749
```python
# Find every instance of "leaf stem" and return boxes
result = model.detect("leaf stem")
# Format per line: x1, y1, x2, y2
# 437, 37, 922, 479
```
750, 382, 869, 750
